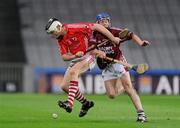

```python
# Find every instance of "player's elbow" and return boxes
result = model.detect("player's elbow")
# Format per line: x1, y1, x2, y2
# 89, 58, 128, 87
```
93, 24, 104, 31
62, 58, 68, 61
61, 55, 73, 61
61, 55, 68, 61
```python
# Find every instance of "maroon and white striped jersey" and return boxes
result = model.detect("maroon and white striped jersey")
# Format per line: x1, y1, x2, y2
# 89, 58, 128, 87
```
89, 27, 127, 60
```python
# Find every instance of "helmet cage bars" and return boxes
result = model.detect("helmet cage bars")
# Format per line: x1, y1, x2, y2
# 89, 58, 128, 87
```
45, 18, 62, 34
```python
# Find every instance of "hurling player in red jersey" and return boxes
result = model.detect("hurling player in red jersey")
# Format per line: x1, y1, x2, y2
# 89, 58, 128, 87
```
45, 18, 121, 117
91, 13, 150, 122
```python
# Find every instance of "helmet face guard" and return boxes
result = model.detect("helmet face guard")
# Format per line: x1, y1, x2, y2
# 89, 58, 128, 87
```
45, 18, 62, 34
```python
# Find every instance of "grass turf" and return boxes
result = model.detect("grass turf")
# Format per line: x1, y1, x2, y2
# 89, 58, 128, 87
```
0, 94, 180, 128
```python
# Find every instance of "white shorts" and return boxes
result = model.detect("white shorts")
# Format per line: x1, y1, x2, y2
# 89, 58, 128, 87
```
102, 63, 127, 81
68, 54, 96, 70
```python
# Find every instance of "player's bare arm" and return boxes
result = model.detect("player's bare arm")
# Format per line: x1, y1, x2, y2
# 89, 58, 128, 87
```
131, 34, 150, 47
61, 51, 84, 61
91, 49, 106, 58
92, 24, 121, 45
61, 54, 76, 61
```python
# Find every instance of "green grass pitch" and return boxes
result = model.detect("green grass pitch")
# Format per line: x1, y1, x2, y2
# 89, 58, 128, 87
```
0, 94, 180, 128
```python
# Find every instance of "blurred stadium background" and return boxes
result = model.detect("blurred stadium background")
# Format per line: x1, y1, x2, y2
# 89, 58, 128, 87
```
0, 0, 179, 94
0, 0, 180, 128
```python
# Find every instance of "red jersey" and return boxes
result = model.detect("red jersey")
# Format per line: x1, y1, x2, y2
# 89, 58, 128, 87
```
57, 23, 95, 55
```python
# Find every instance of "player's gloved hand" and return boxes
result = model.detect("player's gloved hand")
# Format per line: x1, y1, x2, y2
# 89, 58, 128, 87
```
75, 51, 84, 58
141, 40, 150, 47
95, 50, 106, 59
119, 28, 130, 39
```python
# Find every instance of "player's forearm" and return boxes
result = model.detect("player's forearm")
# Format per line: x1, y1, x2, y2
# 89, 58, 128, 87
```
131, 34, 144, 46
93, 24, 120, 44
90, 49, 106, 58
90, 49, 99, 56
61, 54, 76, 61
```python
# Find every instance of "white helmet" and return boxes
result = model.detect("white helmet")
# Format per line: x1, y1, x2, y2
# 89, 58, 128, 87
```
45, 18, 62, 34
